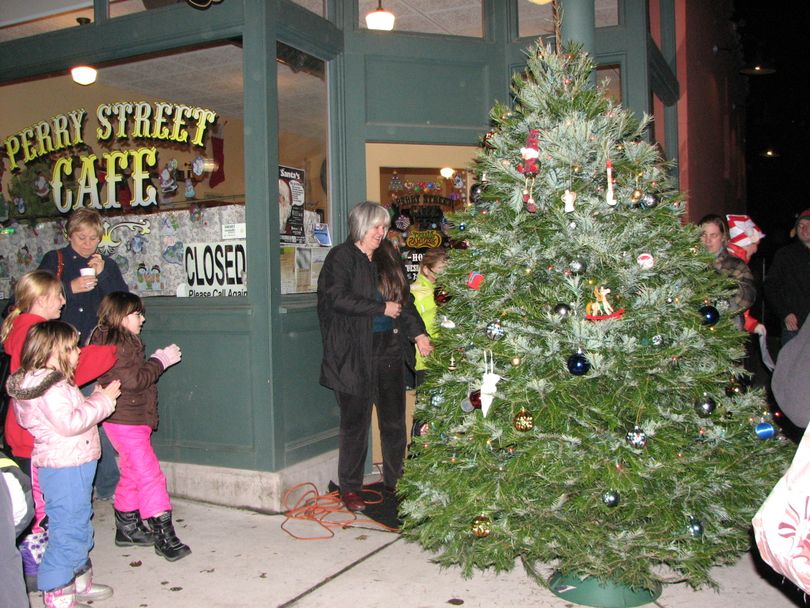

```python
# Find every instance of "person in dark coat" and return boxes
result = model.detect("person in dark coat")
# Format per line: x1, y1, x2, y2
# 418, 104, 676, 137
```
764, 208, 810, 346
37, 208, 128, 502
317, 201, 432, 512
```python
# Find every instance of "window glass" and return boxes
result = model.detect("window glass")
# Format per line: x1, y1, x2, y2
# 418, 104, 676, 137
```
289, 0, 325, 17
358, 0, 483, 37
0, 43, 246, 299
277, 43, 330, 294
596, 64, 622, 103
1, 1, 149, 43
518, 0, 619, 39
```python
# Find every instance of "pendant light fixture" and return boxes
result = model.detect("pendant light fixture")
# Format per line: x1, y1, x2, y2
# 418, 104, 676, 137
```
70, 17, 97, 85
70, 66, 97, 85
366, 1, 395, 31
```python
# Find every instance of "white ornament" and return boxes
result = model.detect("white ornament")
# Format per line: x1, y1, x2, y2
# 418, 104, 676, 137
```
605, 160, 616, 206
440, 315, 456, 329
562, 189, 577, 213
479, 350, 501, 418
636, 253, 655, 270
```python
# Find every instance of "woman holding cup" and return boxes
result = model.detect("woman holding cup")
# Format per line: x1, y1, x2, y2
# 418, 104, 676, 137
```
38, 208, 128, 344
37, 207, 129, 501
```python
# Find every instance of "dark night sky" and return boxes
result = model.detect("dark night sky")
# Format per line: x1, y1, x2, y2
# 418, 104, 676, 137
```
733, 1, 810, 254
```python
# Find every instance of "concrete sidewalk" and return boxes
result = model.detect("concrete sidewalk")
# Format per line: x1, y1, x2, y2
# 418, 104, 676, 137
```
27, 497, 805, 608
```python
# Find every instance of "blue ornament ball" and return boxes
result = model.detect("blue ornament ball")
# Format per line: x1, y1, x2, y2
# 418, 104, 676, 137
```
567, 352, 590, 375
755, 422, 775, 439
699, 304, 720, 326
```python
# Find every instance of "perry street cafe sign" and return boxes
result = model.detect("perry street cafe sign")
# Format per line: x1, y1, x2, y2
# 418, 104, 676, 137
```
3, 101, 217, 212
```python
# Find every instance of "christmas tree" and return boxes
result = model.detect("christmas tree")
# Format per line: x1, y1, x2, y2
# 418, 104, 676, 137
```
399, 42, 792, 594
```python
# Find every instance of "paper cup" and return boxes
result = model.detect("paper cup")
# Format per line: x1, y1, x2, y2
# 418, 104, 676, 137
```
80, 267, 96, 277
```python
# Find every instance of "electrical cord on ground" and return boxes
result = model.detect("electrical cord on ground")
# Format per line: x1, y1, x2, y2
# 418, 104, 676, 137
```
281, 474, 399, 540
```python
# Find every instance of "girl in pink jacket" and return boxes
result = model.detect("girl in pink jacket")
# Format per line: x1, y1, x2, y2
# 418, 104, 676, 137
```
6, 321, 120, 608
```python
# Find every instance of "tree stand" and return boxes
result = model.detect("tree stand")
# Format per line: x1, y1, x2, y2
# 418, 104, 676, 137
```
548, 572, 662, 608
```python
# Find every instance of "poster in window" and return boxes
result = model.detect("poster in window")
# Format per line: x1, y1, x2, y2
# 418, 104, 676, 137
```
279, 165, 306, 244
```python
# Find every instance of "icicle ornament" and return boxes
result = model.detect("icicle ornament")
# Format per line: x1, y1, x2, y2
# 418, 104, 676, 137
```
479, 350, 501, 417
605, 159, 616, 206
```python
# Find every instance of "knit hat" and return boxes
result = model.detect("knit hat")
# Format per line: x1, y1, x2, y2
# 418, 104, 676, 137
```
726, 214, 765, 248
798, 208, 810, 222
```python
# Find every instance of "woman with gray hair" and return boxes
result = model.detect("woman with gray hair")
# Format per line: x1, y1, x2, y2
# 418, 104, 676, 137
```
317, 201, 432, 512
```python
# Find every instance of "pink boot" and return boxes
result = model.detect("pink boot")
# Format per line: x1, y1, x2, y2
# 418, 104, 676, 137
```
42, 581, 90, 608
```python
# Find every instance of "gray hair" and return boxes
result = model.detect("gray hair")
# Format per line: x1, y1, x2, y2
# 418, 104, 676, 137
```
348, 201, 390, 242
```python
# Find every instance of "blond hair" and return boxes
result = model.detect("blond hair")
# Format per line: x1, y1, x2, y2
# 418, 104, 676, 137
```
18, 320, 79, 383
0, 270, 63, 344
66, 208, 103, 239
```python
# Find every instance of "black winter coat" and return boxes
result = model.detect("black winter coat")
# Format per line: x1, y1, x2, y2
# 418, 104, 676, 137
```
317, 239, 425, 398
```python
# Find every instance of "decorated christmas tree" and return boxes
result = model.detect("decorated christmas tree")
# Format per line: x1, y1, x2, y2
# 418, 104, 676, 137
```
399, 41, 792, 597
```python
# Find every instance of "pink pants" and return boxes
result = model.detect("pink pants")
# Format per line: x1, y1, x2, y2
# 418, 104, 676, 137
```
102, 422, 171, 518
30, 464, 46, 532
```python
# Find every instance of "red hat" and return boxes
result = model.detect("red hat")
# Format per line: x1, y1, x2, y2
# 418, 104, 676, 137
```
727, 214, 765, 248
798, 208, 810, 222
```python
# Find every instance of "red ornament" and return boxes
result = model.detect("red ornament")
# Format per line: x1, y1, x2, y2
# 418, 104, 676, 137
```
467, 271, 485, 290
468, 389, 482, 409
517, 129, 541, 177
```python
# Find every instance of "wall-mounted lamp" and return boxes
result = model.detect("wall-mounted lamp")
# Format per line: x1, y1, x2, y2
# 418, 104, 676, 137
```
440, 167, 455, 179
366, 1, 395, 31
70, 66, 97, 86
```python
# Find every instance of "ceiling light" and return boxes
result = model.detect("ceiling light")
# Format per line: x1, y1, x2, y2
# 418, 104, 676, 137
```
528, 0, 554, 4
366, 1, 395, 31
440, 168, 455, 179
71, 66, 97, 86
759, 148, 779, 158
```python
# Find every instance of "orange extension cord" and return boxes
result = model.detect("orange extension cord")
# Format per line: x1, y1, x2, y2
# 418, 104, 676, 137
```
281, 475, 399, 540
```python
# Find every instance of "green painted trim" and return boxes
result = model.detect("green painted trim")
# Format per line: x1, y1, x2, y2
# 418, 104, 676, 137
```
0, 2, 244, 82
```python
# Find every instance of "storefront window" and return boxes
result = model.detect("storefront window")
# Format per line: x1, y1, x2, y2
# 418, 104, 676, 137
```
597, 64, 622, 103
277, 43, 329, 294
518, 0, 619, 39
0, 42, 246, 299
357, 0, 483, 37
289, 0, 325, 18
0, 1, 161, 43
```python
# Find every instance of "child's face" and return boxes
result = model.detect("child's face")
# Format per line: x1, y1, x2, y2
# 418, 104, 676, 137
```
122, 310, 145, 335
36, 289, 66, 320
47, 342, 79, 372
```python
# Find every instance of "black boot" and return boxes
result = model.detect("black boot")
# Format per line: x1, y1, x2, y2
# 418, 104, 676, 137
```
147, 511, 191, 562
115, 509, 154, 547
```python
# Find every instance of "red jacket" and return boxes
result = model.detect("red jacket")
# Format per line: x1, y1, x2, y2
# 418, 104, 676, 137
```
3, 312, 116, 458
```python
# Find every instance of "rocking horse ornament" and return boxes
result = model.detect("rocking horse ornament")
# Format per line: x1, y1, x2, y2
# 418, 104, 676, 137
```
585, 285, 625, 320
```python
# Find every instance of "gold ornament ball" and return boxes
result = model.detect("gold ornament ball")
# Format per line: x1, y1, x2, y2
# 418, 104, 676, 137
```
631, 188, 643, 202
513, 408, 534, 432
471, 515, 492, 538
572, 164, 583, 174
511, 356, 522, 366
